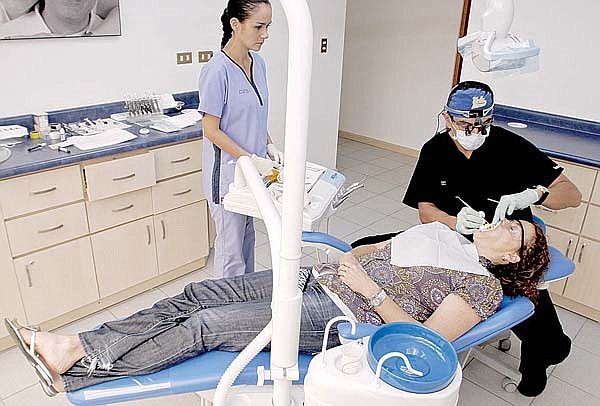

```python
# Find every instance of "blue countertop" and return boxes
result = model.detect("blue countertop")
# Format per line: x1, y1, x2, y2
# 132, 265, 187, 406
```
0, 124, 202, 180
494, 105, 600, 168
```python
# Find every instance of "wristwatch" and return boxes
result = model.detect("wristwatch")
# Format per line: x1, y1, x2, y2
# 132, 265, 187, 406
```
533, 185, 550, 205
367, 289, 387, 307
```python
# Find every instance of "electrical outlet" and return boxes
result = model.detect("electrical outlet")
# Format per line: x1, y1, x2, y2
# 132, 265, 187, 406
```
320, 38, 328, 53
198, 51, 214, 63
176, 52, 193, 65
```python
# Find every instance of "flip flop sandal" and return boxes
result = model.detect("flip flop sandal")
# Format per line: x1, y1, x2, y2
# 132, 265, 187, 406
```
4, 318, 58, 397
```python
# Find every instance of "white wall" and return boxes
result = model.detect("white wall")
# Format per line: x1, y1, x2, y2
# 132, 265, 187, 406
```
339, 0, 463, 152
0, 0, 346, 167
461, 0, 600, 122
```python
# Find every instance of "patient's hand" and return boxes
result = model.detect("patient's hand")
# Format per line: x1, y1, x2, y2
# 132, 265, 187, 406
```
337, 258, 379, 298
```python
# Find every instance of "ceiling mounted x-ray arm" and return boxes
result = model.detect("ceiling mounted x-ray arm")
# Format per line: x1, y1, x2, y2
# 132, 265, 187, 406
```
458, 0, 540, 73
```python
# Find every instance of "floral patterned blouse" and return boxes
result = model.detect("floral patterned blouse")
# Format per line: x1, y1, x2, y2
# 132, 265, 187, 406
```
315, 243, 503, 326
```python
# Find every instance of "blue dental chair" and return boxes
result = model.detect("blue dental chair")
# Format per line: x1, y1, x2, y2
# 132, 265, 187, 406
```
68, 219, 574, 405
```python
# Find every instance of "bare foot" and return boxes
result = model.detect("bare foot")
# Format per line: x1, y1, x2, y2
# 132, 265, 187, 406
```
20, 329, 85, 375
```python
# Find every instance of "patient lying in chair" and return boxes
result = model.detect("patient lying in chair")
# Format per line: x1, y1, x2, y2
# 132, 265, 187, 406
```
5, 219, 549, 396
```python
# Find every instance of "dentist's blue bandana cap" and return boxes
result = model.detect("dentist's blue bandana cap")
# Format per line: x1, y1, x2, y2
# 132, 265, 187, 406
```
445, 81, 494, 118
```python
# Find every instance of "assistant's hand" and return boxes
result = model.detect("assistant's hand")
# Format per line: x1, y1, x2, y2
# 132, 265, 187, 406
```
456, 206, 487, 235
250, 154, 275, 176
266, 143, 284, 165
337, 255, 379, 298
492, 188, 539, 224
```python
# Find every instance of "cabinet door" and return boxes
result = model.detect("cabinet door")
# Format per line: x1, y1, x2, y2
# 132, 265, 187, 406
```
154, 201, 209, 274
544, 226, 578, 295
13, 237, 98, 325
581, 204, 600, 241
532, 204, 587, 235
563, 238, 600, 311
92, 217, 159, 297
555, 160, 597, 202
0, 216, 26, 338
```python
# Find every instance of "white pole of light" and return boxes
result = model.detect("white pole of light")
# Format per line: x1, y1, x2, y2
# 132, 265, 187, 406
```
271, 0, 313, 405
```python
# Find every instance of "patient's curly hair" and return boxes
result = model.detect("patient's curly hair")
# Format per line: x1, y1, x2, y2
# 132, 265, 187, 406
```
489, 223, 549, 303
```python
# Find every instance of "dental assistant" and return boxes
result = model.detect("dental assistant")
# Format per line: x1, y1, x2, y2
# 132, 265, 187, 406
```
403, 80, 582, 397
199, 0, 283, 278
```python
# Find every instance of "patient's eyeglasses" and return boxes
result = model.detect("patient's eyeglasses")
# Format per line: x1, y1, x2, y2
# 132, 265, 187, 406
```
508, 220, 525, 261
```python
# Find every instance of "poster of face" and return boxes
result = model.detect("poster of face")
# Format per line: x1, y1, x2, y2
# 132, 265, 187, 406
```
0, 0, 121, 40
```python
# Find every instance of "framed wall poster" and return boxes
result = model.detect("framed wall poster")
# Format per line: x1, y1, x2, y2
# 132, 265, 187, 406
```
0, 0, 121, 40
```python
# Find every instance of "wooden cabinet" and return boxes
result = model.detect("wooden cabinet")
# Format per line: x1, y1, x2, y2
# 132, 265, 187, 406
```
13, 237, 98, 325
154, 201, 209, 274
540, 158, 600, 320
92, 217, 159, 297
0, 213, 26, 339
563, 238, 600, 310
0, 139, 210, 350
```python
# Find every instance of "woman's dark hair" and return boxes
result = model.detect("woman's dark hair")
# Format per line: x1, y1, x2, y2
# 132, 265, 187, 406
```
221, 0, 271, 49
489, 223, 549, 303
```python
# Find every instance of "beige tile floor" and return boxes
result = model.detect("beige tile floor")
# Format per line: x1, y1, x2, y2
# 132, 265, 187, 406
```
1, 138, 599, 405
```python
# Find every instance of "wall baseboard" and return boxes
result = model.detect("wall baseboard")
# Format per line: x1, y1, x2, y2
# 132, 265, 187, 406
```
338, 130, 419, 158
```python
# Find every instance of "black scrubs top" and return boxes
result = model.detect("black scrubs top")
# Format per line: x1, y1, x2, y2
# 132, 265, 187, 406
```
403, 125, 563, 224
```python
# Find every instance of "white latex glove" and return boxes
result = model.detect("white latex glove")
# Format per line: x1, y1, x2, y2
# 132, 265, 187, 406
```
266, 143, 284, 165
492, 189, 539, 224
250, 154, 275, 176
456, 207, 487, 235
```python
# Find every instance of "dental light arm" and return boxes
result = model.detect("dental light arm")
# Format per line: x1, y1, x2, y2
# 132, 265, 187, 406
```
458, 0, 539, 72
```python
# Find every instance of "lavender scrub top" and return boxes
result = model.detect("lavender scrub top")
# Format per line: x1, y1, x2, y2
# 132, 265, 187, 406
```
315, 243, 503, 326
198, 50, 269, 204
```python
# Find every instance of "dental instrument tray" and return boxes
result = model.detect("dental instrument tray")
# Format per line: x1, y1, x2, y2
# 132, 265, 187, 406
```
0, 146, 11, 164
223, 162, 346, 231
367, 323, 458, 394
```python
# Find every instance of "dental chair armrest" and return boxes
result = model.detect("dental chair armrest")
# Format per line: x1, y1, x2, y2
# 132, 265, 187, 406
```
301, 231, 352, 253
338, 322, 379, 341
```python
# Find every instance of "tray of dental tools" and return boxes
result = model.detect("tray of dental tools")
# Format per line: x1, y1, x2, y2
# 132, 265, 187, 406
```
63, 118, 131, 136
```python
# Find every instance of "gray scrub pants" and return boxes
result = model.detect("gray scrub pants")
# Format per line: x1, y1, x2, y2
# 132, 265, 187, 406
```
62, 270, 343, 392
209, 199, 256, 278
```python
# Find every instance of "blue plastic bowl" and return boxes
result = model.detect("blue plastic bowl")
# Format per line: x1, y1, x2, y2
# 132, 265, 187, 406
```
367, 322, 458, 394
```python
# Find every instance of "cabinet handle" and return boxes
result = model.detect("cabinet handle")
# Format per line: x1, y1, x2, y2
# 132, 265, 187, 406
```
25, 260, 35, 287
146, 225, 152, 245
173, 188, 192, 197
161, 219, 166, 240
541, 206, 556, 213
31, 186, 57, 196
112, 204, 134, 213
578, 243, 586, 263
565, 239, 573, 257
170, 156, 191, 164
37, 224, 64, 234
112, 173, 136, 182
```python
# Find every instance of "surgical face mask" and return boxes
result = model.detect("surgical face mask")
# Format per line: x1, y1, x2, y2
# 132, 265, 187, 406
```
450, 125, 490, 150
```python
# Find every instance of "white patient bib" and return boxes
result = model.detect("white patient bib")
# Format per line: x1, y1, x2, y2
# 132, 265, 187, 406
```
390, 222, 489, 276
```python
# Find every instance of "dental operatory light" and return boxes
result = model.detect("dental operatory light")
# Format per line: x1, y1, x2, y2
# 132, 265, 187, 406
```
458, 0, 539, 73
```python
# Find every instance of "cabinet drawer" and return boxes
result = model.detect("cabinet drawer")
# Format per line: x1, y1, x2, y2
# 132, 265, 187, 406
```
581, 204, 600, 240
87, 188, 153, 233
13, 237, 98, 325
152, 172, 204, 214
0, 165, 83, 219
6, 202, 89, 256
555, 160, 597, 202
532, 203, 587, 234
84, 153, 156, 201
153, 140, 202, 181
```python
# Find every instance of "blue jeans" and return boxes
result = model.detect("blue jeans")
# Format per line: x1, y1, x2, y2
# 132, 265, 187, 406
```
62, 269, 343, 392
